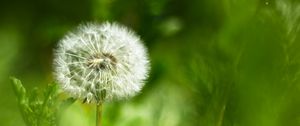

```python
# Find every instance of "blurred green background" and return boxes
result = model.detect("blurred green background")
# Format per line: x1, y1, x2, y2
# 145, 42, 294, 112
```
1, 0, 300, 125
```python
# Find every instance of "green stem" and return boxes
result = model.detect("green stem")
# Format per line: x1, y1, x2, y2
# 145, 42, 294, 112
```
96, 103, 103, 126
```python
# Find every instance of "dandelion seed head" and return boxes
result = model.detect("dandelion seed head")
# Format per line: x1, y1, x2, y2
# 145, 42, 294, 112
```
53, 22, 150, 104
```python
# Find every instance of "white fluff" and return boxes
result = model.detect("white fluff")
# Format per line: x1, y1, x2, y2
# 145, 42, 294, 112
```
53, 22, 150, 104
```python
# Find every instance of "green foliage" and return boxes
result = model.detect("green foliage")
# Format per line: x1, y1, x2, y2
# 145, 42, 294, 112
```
2, 0, 300, 126
10, 77, 75, 126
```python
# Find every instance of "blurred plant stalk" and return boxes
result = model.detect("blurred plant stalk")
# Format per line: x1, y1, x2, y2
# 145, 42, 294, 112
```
96, 103, 103, 126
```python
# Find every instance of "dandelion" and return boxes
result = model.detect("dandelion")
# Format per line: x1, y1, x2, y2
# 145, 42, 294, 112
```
53, 22, 150, 126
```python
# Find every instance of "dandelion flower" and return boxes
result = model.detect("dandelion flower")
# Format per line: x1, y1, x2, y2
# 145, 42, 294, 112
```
53, 22, 150, 104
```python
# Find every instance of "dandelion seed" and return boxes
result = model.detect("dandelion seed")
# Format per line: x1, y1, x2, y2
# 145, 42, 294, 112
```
53, 22, 150, 104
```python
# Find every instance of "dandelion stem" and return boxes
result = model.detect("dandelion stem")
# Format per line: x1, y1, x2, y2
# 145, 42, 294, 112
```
96, 103, 103, 126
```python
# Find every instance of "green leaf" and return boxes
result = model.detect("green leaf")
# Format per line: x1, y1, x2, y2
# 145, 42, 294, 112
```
10, 77, 27, 103
10, 77, 34, 126
11, 77, 77, 126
